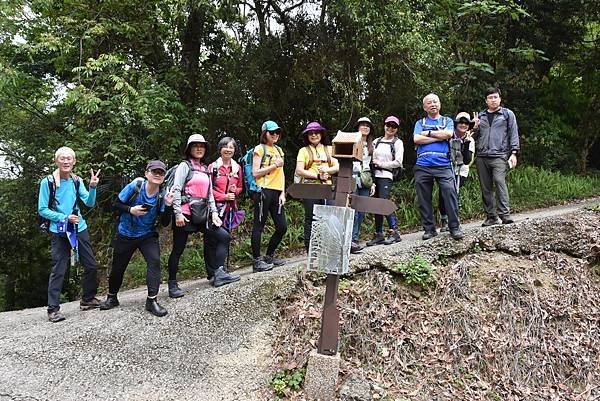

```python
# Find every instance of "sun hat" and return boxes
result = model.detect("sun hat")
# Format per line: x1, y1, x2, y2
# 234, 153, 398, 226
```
384, 116, 400, 126
353, 116, 374, 132
261, 120, 281, 132
302, 121, 326, 134
146, 160, 167, 173
185, 134, 210, 154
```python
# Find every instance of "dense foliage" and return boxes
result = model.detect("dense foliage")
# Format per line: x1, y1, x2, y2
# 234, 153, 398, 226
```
0, 0, 598, 311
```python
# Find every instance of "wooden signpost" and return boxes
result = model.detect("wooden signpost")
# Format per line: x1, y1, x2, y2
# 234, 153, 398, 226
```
287, 131, 397, 356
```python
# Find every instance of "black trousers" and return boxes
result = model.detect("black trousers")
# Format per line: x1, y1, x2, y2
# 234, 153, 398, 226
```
109, 232, 161, 297
48, 229, 97, 310
167, 222, 231, 279
414, 165, 460, 233
251, 188, 287, 258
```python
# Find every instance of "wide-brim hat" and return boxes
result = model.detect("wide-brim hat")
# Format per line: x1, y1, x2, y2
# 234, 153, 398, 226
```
353, 116, 374, 132
302, 121, 326, 135
454, 112, 475, 129
185, 134, 210, 154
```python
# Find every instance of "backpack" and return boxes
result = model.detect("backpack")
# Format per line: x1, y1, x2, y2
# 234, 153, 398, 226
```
373, 137, 403, 181
38, 174, 81, 232
449, 136, 464, 167
240, 144, 283, 195
164, 160, 194, 190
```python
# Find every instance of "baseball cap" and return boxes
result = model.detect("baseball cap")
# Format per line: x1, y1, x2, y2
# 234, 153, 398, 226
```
384, 116, 400, 126
261, 120, 281, 132
146, 160, 167, 173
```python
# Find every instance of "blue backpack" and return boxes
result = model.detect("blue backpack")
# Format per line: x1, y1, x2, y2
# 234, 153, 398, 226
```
239, 144, 283, 196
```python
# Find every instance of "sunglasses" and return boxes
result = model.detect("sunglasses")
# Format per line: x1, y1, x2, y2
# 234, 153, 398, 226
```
385, 123, 399, 129
150, 169, 166, 176
268, 131, 280, 136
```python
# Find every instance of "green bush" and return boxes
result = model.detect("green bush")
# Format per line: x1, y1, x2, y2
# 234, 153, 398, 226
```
393, 254, 435, 290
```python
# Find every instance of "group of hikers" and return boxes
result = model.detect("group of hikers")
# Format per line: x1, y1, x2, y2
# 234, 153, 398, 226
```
38, 87, 519, 322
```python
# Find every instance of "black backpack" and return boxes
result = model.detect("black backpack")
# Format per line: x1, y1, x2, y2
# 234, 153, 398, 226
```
38, 174, 81, 232
373, 137, 403, 181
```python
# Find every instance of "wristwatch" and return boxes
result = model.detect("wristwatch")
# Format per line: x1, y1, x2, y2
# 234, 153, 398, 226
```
427, 131, 431, 137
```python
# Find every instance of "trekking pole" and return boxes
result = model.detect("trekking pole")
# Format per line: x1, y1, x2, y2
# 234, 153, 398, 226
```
225, 202, 233, 270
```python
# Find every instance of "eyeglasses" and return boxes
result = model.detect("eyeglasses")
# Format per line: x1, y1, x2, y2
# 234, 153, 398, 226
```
150, 169, 166, 176
307, 131, 321, 136
385, 124, 399, 129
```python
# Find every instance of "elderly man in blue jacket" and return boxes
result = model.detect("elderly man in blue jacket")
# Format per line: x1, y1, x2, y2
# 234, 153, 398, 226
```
474, 87, 520, 226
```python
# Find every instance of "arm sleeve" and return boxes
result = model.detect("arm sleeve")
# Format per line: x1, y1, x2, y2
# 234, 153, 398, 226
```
508, 110, 520, 151
462, 141, 473, 165
114, 182, 135, 213
379, 140, 404, 169
38, 178, 68, 222
160, 205, 173, 227
235, 168, 243, 197
413, 120, 423, 136
172, 162, 190, 218
114, 198, 131, 214
78, 179, 96, 208
207, 183, 217, 214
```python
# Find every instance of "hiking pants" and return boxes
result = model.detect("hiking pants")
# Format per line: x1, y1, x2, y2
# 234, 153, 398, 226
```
439, 174, 468, 218
109, 232, 161, 297
48, 229, 97, 311
476, 157, 510, 218
373, 177, 397, 234
351, 186, 371, 242
414, 165, 460, 233
168, 224, 231, 279
251, 188, 287, 258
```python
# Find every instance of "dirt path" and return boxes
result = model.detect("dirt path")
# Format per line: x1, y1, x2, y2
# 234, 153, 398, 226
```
0, 198, 598, 401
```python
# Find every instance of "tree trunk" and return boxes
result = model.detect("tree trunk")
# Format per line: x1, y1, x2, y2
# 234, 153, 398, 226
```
180, 6, 204, 108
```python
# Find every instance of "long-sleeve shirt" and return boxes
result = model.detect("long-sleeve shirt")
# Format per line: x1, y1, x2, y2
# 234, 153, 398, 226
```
38, 173, 96, 233
371, 136, 404, 179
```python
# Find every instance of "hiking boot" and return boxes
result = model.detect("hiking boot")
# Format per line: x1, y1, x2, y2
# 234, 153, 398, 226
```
422, 231, 438, 240
80, 297, 101, 310
350, 241, 364, 254
264, 255, 285, 267
500, 215, 514, 224
382, 230, 402, 245
366, 233, 385, 247
212, 266, 241, 287
482, 217, 501, 226
145, 297, 167, 317
99, 294, 120, 310
440, 217, 449, 232
168, 280, 185, 298
253, 257, 274, 273
47, 309, 65, 323
450, 228, 465, 240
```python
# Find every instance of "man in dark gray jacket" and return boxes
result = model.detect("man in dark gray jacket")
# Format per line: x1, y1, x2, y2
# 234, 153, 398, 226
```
474, 87, 520, 226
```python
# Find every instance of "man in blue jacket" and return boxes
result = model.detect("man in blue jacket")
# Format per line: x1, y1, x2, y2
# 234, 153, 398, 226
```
474, 87, 520, 226
413, 93, 464, 240
38, 146, 101, 322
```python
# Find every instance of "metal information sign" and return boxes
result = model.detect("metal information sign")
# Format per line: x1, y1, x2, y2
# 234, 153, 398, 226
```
307, 205, 354, 275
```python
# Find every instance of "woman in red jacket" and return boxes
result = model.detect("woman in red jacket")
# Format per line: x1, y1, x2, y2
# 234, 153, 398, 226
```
208, 137, 244, 231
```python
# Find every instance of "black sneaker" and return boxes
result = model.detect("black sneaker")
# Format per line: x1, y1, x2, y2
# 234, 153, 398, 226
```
422, 231, 438, 240
482, 217, 501, 226
145, 297, 167, 317
350, 241, 364, 254
253, 257, 274, 273
382, 230, 402, 245
99, 294, 120, 310
366, 233, 385, 247
500, 215, 514, 224
80, 297, 101, 310
450, 228, 465, 240
264, 255, 285, 266
440, 218, 449, 232
168, 280, 185, 298
47, 309, 65, 323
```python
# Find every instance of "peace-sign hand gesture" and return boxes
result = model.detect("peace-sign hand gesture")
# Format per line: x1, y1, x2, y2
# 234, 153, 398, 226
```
164, 186, 175, 207
90, 169, 101, 188
472, 112, 480, 129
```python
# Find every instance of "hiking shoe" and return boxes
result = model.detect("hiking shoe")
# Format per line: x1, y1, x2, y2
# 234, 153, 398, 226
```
253, 257, 274, 273
80, 297, 101, 310
213, 266, 241, 287
450, 228, 465, 240
145, 297, 167, 317
350, 241, 364, 254
168, 280, 185, 298
500, 215, 514, 224
422, 231, 438, 240
482, 217, 501, 226
366, 233, 385, 247
382, 230, 402, 245
440, 218, 449, 232
264, 255, 285, 266
47, 309, 65, 323
99, 294, 120, 310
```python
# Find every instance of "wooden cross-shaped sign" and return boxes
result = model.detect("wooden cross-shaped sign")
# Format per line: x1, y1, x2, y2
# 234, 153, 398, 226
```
287, 131, 397, 355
